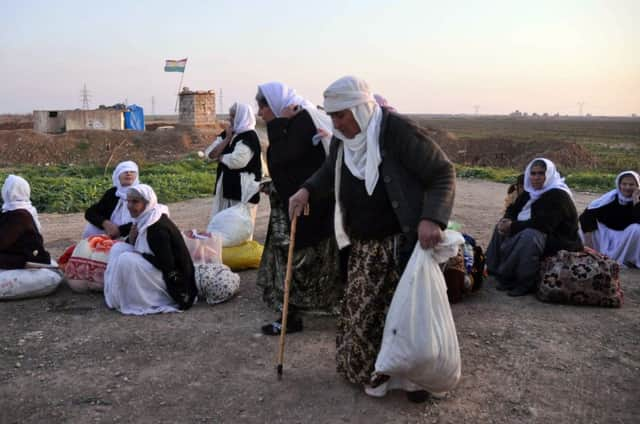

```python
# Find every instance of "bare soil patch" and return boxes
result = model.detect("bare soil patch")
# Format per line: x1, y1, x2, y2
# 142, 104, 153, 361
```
1, 180, 638, 423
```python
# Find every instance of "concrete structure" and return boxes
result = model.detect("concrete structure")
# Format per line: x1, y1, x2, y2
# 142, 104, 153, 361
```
178, 88, 216, 126
33, 109, 125, 133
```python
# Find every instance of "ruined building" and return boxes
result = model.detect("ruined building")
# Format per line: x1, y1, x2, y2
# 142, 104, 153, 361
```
178, 88, 216, 126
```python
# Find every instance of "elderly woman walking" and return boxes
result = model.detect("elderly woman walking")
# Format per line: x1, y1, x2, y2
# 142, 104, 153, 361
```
288, 76, 456, 402
486, 158, 583, 296
255, 81, 342, 335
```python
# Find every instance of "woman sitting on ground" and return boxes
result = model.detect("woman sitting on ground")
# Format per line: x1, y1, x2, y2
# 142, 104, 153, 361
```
104, 184, 197, 315
82, 160, 139, 239
0, 175, 52, 269
486, 158, 583, 296
205, 102, 262, 229
579, 171, 640, 268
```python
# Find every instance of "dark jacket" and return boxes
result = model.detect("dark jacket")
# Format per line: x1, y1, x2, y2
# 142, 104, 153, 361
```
579, 197, 640, 233
505, 189, 583, 255
0, 209, 51, 269
139, 215, 197, 310
85, 187, 132, 236
215, 129, 262, 204
266, 109, 334, 248
304, 110, 456, 266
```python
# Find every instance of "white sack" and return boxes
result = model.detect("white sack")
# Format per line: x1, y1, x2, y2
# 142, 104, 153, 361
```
207, 174, 260, 247
0, 268, 63, 300
374, 230, 464, 393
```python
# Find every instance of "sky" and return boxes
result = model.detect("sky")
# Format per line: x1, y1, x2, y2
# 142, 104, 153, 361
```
1, 0, 638, 116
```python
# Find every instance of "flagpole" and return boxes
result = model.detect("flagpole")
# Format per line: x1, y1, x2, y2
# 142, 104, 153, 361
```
174, 58, 187, 113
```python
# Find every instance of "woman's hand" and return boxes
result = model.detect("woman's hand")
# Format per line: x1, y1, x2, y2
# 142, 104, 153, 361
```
102, 220, 121, 239
418, 219, 443, 249
129, 223, 138, 245
497, 218, 512, 235
281, 104, 301, 118
288, 188, 310, 220
583, 232, 594, 249
632, 188, 640, 205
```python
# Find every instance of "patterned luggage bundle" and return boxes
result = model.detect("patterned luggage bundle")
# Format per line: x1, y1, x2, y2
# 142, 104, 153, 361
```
64, 235, 119, 292
538, 248, 623, 308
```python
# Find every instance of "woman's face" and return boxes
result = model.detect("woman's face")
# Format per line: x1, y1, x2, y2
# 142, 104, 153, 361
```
329, 109, 361, 139
119, 171, 137, 187
619, 175, 639, 197
529, 165, 546, 190
127, 196, 146, 218
257, 103, 275, 123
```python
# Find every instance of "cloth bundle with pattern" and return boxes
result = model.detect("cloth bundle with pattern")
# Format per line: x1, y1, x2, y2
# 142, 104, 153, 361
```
538, 248, 623, 307
194, 262, 240, 305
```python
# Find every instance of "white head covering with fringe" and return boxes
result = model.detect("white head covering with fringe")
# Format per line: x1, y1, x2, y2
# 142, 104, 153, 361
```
587, 170, 640, 210
111, 161, 139, 225
128, 184, 169, 254
231, 102, 256, 134
517, 157, 573, 221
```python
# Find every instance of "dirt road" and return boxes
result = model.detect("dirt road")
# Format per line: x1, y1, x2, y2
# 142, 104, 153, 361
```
1, 179, 638, 423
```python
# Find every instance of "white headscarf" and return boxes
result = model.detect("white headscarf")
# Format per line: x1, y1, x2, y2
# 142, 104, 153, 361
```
517, 157, 573, 221
258, 81, 333, 155
587, 170, 640, 210
128, 184, 169, 253
323, 75, 383, 195
231, 102, 256, 134
1, 174, 42, 232
111, 161, 139, 226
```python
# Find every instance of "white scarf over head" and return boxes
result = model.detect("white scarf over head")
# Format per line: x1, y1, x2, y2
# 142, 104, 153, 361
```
517, 157, 573, 221
1, 174, 42, 232
231, 102, 256, 134
587, 170, 640, 210
129, 184, 170, 253
111, 161, 139, 226
258, 81, 333, 155
323, 75, 383, 195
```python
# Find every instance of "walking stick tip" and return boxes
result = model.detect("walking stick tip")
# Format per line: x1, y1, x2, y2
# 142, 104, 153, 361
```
276, 364, 283, 379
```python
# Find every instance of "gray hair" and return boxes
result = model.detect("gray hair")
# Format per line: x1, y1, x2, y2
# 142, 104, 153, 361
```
126, 187, 147, 203
255, 88, 268, 108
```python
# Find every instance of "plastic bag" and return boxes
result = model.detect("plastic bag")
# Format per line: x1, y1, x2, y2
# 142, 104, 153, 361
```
182, 230, 222, 265
207, 174, 260, 247
222, 240, 264, 271
0, 268, 63, 300
374, 230, 464, 393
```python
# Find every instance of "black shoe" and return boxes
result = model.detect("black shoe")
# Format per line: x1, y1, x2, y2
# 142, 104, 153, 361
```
406, 390, 429, 403
261, 316, 303, 336
623, 260, 637, 269
507, 286, 533, 297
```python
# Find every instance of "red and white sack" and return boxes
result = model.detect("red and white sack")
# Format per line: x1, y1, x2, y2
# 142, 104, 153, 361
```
374, 230, 464, 394
65, 235, 120, 292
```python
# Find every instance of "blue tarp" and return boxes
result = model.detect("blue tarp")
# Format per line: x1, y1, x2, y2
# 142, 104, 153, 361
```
124, 105, 145, 131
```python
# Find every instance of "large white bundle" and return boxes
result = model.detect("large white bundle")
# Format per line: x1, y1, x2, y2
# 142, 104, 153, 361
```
0, 268, 63, 300
374, 230, 464, 394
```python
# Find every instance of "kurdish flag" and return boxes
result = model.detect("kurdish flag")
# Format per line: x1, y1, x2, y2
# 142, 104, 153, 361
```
164, 58, 187, 72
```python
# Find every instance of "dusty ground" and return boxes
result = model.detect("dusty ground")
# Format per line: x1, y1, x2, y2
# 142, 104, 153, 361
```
1, 179, 638, 424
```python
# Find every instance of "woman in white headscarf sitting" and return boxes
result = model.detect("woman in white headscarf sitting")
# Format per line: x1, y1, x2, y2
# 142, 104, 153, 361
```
254, 81, 342, 336
0, 175, 62, 299
205, 102, 262, 229
288, 76, 456, 402
82, 160, 139, 239
579, 171, 640, 267
486, 158, 583, 296
104, 184, 197, 315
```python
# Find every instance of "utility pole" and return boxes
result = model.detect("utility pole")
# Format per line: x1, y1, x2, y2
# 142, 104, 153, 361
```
577, 102, 585, 117
151, 96, 156, 115
219, 88, 224, 113
81, 83, 91, 110
473, 105, 480, 115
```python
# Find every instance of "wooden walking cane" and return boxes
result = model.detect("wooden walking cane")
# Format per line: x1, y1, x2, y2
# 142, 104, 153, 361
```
276, 203, 309, 379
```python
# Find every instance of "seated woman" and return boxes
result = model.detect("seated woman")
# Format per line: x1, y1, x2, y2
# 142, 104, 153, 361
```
580, 171, 640, 267
82, 160, 139, 239
205, 102, 262, 230
0, 175, 61, 299
104, 184, 197, 315
486, 158, 583, 296
1, 175, 52, 268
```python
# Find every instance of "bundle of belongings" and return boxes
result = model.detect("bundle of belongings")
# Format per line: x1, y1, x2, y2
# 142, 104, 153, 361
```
537, 247, 623, 308
441, 225, 486, 303
182, 230, 240, 305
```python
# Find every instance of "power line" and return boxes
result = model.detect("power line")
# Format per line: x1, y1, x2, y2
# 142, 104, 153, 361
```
151, 96, 156, 115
